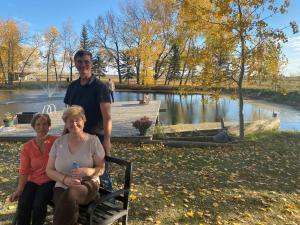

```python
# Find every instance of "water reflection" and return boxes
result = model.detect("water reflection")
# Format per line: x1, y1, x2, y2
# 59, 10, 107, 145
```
1, 90, 300, 131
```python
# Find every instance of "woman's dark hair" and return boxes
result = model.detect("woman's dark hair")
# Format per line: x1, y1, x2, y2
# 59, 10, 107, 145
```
74, 50, 92, 61
31, 113, 51, 128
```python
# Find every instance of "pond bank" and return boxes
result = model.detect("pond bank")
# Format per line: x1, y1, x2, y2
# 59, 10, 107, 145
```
149, 119, 280, 147
156, 118, 279, 136
1, 81, 300, 110
116, 84, 300, 110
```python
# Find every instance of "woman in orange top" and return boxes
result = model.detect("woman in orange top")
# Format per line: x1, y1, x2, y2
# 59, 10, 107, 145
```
10, 113, 57, 225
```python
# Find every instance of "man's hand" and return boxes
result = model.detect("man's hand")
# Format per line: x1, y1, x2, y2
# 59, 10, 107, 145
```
100, 102, 112, 156
102, 137, 111, 156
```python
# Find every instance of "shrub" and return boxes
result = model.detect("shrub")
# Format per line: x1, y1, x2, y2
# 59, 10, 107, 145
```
3, 112, 14, 122
132, 116, 153, 135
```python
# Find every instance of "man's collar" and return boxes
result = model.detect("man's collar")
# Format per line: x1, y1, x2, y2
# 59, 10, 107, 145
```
79, 75, 96, 86
88, 75, 96, 85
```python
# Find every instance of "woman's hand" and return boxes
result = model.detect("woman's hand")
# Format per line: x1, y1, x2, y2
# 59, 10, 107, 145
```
10, 190, 22, 202
71, 167, 92, 179
64, 176, 81, 186
71, 168, 84, 179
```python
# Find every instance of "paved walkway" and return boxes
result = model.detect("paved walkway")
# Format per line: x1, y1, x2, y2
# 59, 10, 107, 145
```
0, 101, 161, 141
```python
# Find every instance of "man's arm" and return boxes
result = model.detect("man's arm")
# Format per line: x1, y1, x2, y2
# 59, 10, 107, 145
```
100, 102, 112, 155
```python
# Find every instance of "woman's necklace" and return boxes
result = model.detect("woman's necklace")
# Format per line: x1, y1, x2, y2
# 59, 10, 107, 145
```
35, 135, 48, 153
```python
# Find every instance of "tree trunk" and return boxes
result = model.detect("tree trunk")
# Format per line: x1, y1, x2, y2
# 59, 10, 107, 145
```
180, 41, 191, 86
52, 51, 58, 81
179, 64, 187, 86
59, 50, 67, 82
154, 47, 172, 80
135, 58, 140, 84
184, 68, 192, 85
238, 39, 246, 138
69, 55, 73, 81
238, 81, 244, 139
0, 56, 6, 84
46, 49, 50, 85
164, 64, 172, 85
20, 47, 38, 76
115, 42, 122, 83
8, 41, 14, 76
237, 0, 246, 139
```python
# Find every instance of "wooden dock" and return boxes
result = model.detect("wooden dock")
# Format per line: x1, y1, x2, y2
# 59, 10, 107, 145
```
0, 101, 161, 141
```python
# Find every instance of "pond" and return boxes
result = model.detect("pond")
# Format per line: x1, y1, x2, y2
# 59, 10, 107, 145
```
0, 89, 300, 131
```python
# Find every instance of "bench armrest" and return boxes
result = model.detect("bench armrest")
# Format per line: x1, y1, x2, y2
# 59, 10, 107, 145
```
87, 189, 129, 214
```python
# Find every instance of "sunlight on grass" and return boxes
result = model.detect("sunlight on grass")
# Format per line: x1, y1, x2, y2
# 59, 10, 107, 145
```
0, 133, 299, 224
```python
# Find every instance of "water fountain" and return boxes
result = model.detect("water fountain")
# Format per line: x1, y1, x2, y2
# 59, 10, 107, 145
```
41, 81, 59, 98
15, 82, 59, 124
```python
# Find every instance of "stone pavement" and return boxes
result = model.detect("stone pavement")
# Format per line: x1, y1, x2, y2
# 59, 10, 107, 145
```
0, 101, 161, 141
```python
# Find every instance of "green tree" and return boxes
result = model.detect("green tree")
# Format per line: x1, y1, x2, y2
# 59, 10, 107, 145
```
167, 44, 181, 84
80, 24, 91, 51
120, 51, 136, 84
92, 52, 107, 77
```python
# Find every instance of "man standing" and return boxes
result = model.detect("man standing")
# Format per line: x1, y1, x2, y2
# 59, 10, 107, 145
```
108, 78, 115, 102
64, 50, 112, 190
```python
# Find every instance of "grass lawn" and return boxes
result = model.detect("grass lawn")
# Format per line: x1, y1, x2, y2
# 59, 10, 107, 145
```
0, 131, 299, 224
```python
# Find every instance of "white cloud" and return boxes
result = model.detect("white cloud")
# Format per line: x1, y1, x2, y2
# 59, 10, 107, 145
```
12, 17, 32, 28
282, 34, 300, 75
286, 35, 300, 52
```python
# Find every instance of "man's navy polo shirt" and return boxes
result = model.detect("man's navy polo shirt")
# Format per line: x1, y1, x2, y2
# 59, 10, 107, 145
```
64, 76, 111, 136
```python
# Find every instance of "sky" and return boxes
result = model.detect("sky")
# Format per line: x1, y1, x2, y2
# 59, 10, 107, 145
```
0, 0, 299, 76
0, 0, 125, 34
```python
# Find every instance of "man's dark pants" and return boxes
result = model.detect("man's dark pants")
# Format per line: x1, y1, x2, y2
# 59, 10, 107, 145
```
98, 135, 113, 192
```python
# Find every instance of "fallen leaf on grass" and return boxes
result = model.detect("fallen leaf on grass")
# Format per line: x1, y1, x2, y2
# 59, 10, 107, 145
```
197, 211, 204, 217
212, 202, 219, 207
129, 194, 137, 201
8, 205, 16, 210
185, 211, 194, 217
145, 217, 153, 222
276, 215, 285, 220
286, 203, 296, 209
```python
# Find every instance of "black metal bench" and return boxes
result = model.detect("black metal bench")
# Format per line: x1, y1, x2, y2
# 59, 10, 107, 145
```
12, 156, 133, 225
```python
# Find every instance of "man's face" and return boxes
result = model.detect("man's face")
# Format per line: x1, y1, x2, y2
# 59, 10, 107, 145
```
75, 55, 92, 79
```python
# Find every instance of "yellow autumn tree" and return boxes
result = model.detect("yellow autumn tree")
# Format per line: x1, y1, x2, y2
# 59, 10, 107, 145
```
196, 22, 236, 90
43, 26, 60, 83
179, 0, 298, 138
0, 20, 24, 84
174, 13, 203, 86
127, 20, 163, 85
248, 39, 287, 91
144, 0, 178, 80
123, 0, 177, 84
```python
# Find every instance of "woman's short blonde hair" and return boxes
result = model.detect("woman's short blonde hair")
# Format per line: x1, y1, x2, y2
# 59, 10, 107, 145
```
31, 113, 51, 128
62, 105, 86, 123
